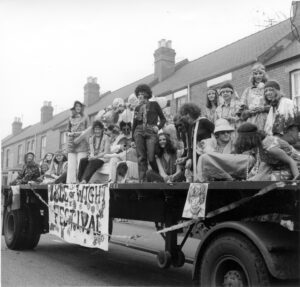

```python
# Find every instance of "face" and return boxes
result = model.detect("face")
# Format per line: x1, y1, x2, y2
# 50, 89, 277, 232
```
137, 92, 148, 104
264, 87, 276, 102
41, 164, 48, 173
207, 90, 216, 102
220, 89, 233, 102
94, 126, 103, 137
216, 131, 232, 143
75, 103, 82, 113
26, 154, 34, 163
55, 154, 63, 162
253, 70, 264, 83
158, 135, 167, 148
122, 125, 131, 136
46, 153, 53, 161
104, 128, 112, 137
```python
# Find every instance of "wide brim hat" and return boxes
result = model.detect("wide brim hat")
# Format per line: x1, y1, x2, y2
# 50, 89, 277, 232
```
214, 118, 235, 133
70, 100, 85, 111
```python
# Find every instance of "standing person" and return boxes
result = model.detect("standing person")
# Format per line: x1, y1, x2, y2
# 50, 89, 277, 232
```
241, 62, 269, 130
10, 152, 40, 185
132, 84, 166, 182
66, 101, 89, 183
215, 83, 242, 129
146, 133, 185, 183
77, 120, 106, 184
203, 88, 219, 123
264, 81, 296, 143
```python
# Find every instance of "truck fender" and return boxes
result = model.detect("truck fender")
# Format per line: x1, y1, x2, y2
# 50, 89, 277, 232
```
192, 221, 299, 281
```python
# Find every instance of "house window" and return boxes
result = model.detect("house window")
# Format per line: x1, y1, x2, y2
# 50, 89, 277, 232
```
291, 70, 300, 109
59, 131, 67, 150
40, 135, 47, 159
174, 89, 188, 112
6, 149, 10, 168
17, 144, 23, 164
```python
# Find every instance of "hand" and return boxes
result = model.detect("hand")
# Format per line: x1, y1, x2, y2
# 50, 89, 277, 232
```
67, 132, 74, 136
88, 156, 95, 161
175, 157, 186, 165
153, 126, 159, 133
185, 159, 192, 169
163, 175, 170, 182
131, 142, 136, 148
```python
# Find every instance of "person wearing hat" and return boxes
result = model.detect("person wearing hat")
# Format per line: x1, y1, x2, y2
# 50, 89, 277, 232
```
215, 83, 242, 128
264, 80, 296, 142
132, 84, 166, 182
66, 100, 89, 183
197, 118, 235, 155
241, 63, 270, 130
11, 152, 40, 185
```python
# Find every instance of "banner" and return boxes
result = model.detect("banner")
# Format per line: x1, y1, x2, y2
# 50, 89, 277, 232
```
182, 183, 208, 219
48, 184, 109, 251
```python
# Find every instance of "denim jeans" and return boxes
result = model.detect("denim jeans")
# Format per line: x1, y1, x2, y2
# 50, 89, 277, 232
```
134, 125, 158, 181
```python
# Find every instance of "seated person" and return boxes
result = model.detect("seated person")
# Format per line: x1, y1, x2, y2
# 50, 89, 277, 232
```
11, 152, 40, 185
197, 118, 235, 155
47, 150, 68, 184
197, 123, 300, 182
78, 120, 106, 184
40, 152, 54, 170
36, 163, 52, 184
146, 133, 185, 183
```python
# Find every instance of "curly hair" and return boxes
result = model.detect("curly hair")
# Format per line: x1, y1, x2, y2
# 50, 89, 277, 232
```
179, 103, 201, 120
234, 123, 263, 154
134, 84, 152, 99
156, 133, 176, 158
206, 89, 219, 109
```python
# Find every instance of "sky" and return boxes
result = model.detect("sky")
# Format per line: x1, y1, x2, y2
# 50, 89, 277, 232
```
0, 0, 293, 139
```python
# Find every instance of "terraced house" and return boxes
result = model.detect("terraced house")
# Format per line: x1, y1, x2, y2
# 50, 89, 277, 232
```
2, 2, 300, 185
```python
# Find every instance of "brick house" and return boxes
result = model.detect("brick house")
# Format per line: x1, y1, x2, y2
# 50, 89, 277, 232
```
2, 2, 300, 185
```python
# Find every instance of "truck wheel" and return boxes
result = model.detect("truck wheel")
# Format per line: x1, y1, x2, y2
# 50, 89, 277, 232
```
4, 209, 27, 250
199, 232, 271, 287
157, 251, 172, 269
172, 250, 185, 267
24, 207, 41, 249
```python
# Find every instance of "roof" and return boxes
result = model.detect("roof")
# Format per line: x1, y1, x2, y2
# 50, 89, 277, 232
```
152, 19, 293, 95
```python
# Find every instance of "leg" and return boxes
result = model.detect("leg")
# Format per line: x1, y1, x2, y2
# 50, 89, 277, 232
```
109, 157, 121, 182
55, 172, 67, 184
134, 129, 147, 181
77, 157, 89, 182
76, 152, 88, 181
66, 153, 77, 184
146, 131, 158, 173
146, 170, 164, 182
82, 158, 104, 182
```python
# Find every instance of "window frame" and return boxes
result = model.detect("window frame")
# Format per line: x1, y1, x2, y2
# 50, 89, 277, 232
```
40, 135, 47, 159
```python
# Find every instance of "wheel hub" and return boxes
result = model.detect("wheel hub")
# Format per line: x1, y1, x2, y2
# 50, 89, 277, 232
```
223, 270, 244, 287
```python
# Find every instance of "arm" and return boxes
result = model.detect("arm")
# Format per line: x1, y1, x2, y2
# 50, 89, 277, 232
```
156, 157, 169, 181
268, 147, 299, 179
131, 107, 138, 141
156, 102, 166, 130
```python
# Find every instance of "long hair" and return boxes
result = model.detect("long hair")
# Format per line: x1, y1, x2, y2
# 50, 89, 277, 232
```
206, 89, 219, 109
156, 133, 176, 158
250, 63, 268, 86
234, 123, 264, 154
179, 103, 201, 120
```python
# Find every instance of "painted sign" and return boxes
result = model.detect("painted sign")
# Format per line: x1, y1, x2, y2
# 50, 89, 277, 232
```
48, 184, 109, 251
182, 183, 208, 219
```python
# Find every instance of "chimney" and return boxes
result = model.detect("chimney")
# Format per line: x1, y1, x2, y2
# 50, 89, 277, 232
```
41, 101, 54, 124
154, 39, 176, 82
292, 1, 300, 26
12, 117, 22, 135
84, 76, 100, 106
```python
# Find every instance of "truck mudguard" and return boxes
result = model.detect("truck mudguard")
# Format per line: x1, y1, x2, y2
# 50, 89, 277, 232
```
192, 221, 299, 281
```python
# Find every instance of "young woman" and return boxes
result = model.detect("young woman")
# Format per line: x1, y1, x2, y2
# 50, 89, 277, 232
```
66, 101, 89, 183
204, 88, 219, 123
241, 62, 269, 130
48, 150, 68, 183
40, 153, 54, 170
146, 133, 185, 183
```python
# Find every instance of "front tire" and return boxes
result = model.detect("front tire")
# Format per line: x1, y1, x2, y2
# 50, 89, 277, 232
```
199, 232, 271, 287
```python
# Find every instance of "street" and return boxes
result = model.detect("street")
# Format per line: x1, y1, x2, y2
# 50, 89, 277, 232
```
2, 221, 199, 287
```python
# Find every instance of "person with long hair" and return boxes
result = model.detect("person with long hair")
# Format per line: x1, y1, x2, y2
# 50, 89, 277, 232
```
46, 150, 68, 183
66, 100, 89, 183
146, 133, 185, 183
204, 88, 219, 123
240, 62, 269, 130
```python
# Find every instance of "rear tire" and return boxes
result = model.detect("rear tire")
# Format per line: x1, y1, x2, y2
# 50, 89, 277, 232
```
199, 232, 271, 287
24, 207, 41, 249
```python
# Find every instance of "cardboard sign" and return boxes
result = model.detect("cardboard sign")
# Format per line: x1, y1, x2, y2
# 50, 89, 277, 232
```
182, 183, 208, 219
48, 184, 109, 251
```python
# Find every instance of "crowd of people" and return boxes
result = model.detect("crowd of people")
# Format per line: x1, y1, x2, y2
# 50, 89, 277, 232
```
11, 62, 300, 186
